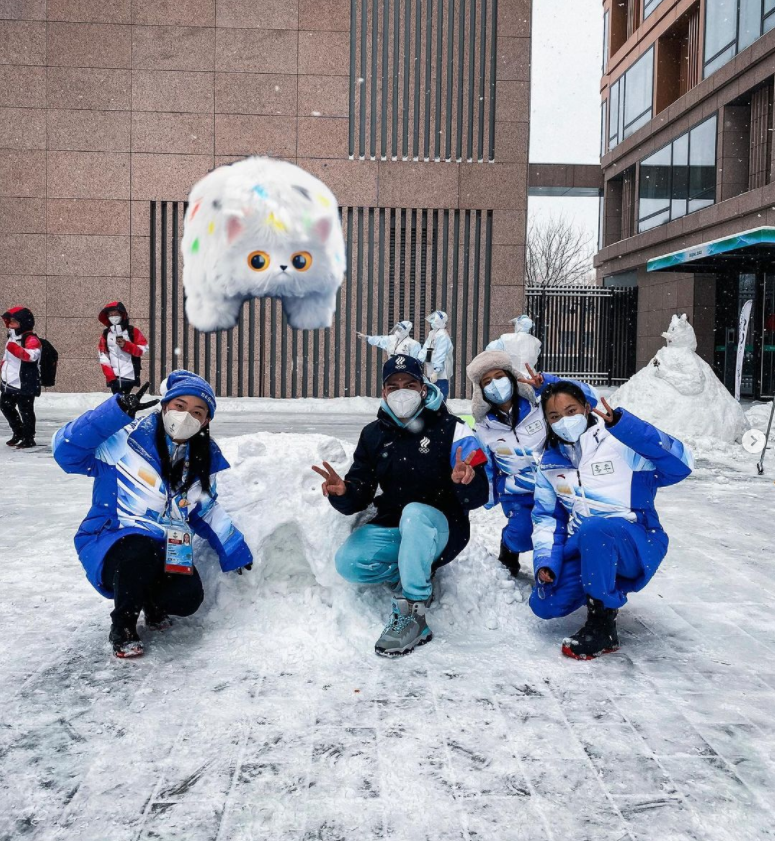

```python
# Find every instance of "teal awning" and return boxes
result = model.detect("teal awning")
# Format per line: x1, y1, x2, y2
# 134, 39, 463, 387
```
647, 226, 775, 272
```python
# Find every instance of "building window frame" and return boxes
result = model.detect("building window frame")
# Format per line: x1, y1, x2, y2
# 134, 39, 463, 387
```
704, 0, 775, 79
608, 46, 655, 151
603, 10, 610, 72
643, 0, 666, 20
637, 114, 718, 233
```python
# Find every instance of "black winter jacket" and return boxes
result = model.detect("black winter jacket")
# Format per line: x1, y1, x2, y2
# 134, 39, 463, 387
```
329, 400, 489, 569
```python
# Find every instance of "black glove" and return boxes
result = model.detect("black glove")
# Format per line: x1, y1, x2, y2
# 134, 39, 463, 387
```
236, 563, 253, 576
117, 382, 160, 418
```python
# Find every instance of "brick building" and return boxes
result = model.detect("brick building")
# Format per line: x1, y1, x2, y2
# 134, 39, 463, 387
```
597, 0, 775, 398
0, 0, 531, 397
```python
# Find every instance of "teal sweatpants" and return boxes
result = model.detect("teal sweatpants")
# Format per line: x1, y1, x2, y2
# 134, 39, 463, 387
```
334, 503, 450, 601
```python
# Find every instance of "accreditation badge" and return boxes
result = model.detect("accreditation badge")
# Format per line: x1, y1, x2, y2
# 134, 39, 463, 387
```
164, 522, 194, 575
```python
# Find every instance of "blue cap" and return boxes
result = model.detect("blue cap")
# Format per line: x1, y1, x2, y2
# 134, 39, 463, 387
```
160, 369, 217, 418
382, 354, 424, 384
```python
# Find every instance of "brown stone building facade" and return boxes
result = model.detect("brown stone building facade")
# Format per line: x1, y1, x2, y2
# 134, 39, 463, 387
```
0, 0, 530, 397
596, 0, 775, 398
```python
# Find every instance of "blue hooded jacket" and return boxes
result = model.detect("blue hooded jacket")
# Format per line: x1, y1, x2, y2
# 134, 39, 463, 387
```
53, 396, 253, 597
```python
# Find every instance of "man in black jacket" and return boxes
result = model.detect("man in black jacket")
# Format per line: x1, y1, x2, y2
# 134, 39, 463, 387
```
312, 355, 489, 657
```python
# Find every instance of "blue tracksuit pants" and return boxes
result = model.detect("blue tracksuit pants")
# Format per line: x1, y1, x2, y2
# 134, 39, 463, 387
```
500, 496, 534, 553
529, 517, 668, 618
334, 503, 449, 601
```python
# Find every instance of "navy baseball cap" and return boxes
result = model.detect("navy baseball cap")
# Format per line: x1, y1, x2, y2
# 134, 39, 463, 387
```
382, 354, 424, 384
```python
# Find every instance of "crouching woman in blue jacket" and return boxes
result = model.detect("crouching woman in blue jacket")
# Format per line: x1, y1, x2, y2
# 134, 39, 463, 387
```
529, 381, 693, 660
53, 370, 253, 658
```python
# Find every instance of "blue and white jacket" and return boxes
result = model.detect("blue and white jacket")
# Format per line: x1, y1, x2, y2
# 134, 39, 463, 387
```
475, 375, 598, 509
532, 408, 693, 591
53, 396, 253, 597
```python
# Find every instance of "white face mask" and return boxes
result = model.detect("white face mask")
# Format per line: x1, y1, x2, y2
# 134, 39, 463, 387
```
386, 388, 423, 419
483, 376, 514, 405
551, 413, 589, 444
108, 315, 123, 325
163, 409, 203, 441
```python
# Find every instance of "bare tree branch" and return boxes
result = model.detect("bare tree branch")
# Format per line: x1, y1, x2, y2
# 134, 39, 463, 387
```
526, 215, 595, 289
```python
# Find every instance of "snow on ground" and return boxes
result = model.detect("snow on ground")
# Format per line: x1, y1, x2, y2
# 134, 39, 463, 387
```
2, 397, 775, 841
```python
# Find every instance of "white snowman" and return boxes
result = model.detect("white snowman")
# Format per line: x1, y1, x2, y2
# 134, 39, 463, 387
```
610, 313, 749, 443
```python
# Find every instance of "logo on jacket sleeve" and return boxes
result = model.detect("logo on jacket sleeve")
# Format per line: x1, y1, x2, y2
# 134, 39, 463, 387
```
419, 436, 430, 454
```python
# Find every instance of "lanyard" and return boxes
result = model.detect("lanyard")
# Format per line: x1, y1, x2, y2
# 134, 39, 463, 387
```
164, 445, 190, 523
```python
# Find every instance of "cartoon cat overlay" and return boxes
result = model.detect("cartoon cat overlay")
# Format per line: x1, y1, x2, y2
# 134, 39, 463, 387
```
181, 157, 346, 331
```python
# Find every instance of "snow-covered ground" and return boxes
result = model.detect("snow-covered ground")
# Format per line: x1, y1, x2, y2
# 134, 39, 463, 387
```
2, 397, 775, 841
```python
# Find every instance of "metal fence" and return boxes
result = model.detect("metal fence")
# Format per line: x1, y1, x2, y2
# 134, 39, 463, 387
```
525, 284, 638, 386
148, 201, 493, 399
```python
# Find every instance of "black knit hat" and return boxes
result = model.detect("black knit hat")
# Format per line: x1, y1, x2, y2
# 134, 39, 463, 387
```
382, 354, 424, 384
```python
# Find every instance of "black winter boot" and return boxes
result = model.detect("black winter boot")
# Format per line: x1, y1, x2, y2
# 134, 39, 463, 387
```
109, 622, 144, 658
144, 603, 172, 631
15, 439, 36, 449
6, 435, 20, 447
562, 597, 619, 660
498, 541, 521, 577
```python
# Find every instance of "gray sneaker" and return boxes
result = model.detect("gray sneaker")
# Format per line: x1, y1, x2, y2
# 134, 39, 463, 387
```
374, 598, 433, 658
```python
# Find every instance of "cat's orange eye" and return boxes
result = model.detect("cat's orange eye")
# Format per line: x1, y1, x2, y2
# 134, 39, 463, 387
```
291, 251, 313, 272
247, 250, 270, 272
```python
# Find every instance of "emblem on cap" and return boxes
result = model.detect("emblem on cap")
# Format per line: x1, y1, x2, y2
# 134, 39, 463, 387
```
395, 356, 406, 369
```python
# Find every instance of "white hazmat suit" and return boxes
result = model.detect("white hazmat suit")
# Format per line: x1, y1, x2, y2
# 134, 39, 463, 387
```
487, 315, 541, 373
359, 320, 422, 358
421, 310, 454, 383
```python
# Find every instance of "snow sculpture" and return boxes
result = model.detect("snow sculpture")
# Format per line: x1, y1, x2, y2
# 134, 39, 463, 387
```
610, 313, 749, 443
182, 157, 346, 332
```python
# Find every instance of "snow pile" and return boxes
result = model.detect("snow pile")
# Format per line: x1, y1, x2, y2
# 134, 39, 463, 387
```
198, 429, 532, 659
610, 314, 749, 444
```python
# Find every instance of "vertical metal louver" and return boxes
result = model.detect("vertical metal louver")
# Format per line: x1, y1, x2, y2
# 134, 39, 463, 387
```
349, 0, 499, 162
149, 202, 492, 399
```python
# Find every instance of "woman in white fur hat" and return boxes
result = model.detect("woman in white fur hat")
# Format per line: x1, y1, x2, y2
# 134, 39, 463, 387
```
466, 351, 597, 578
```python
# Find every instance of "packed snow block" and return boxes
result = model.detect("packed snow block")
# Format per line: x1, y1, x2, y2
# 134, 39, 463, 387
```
610, 315, 748, 443
215, 432, 359, 587
181, 157, 346, 332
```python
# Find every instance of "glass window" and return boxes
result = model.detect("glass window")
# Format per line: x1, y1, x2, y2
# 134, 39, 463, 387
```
637, 115, 717, 232
602, 10, 609, 72
601, 100, 608, 157
765, 7, 775, 33
639, 145, 672, 221
704, 0, 737, 65
767, 0, 775, 12
609, 48, 654, 150
609, 79, 621, 148
739, 0, 763, 51
623, 49, 654, 133
688, 117, 717, 212
644, 0, 666, 19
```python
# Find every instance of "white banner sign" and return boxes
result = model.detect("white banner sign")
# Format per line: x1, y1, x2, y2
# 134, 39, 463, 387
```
736, 299, 753, 402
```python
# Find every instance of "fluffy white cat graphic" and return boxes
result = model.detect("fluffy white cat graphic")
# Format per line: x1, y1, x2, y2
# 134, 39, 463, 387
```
181, 157, 346, 331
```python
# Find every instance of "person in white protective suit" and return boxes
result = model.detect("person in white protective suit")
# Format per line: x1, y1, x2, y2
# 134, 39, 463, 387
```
357, 320, 422, 359
487, 315, 542, 373
421, 310, 454, 400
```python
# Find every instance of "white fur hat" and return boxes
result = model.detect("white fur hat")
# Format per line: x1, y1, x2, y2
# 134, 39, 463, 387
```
466, 350, 536, 423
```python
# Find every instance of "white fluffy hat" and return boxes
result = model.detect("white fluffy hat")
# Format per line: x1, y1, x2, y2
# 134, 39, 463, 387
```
466, 350, 536, 423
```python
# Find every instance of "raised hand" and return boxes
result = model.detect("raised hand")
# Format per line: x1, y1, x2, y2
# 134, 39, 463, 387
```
311, 461, 347, 497
356, 332, 369, 340
517, 363, 544, 390
592, 396, 617, 425
451, 446, 476, 485
117, 381, 160, 418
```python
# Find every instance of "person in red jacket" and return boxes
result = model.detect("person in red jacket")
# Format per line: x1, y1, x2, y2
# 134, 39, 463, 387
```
1, 307, 42, 448
98, 302, 149, 394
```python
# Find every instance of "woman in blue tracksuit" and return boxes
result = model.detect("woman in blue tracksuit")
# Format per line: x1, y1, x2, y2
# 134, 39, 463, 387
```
530, 381, 693, 660
466, 350, 597, 578
53, 370, 253, 658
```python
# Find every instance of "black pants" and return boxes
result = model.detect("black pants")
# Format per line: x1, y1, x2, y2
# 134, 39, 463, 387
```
0, 390, 36, 440
101, 534, 204, 628
109, 378, 136, 395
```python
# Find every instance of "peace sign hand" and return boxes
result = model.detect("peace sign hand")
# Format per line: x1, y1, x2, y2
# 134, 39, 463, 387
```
311, 461, 347, 497
117, 381, 160, 418
517, 363, 544, 390
451, 446, 476, 485
592, 396, 617, 426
